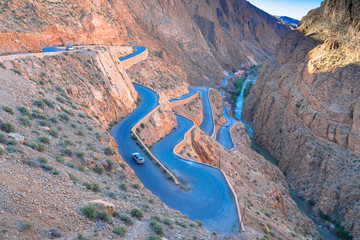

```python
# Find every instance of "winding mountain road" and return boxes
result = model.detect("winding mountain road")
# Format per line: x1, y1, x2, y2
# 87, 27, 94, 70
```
112, 84, 239, 234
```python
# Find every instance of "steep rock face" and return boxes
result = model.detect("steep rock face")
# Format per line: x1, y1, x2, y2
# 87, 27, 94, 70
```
172, 93, 203, 127
209, 89, 226, 136
122, 0, 291, 86
243, 0, 360, 237
175, 123, 318, 239
135, 101, 178, 146
0, 48, 138, 130
0, 0, 290, 89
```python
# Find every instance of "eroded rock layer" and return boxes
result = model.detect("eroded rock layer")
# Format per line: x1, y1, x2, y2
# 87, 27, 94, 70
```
243, 0, 360, 237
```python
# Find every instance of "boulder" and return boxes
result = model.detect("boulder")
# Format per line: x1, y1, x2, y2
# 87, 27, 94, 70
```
88, 199, 116, 215
6, 133, 25, 144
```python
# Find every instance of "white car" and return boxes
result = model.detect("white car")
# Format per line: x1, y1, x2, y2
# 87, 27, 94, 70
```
65, 45, 74, 51
132, 152, 145, 164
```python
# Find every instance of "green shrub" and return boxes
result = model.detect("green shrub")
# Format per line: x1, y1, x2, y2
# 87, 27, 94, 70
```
58, 113, 70, 122
84, 182, 100, 192
56, 96, 66, 104
149, 220, 163, 235
0, 122, 16, 133
37, 156, 48, 164
140, 123, 145, 129
163, 218, 172, 227
38, 136, 50, 144
332, 221, 353, 240
318, 210, 331, 221
11, 68, 22, 75
93, 165, 104, 174
0, 62, 6, 69
130, 208, 144, 219
42, 165, 53, 171
119, 162, 127, 169
77, 165, 85, 172
106, 159, 115, 171
175, 220, 187, 228
97, 211, 113, 224
104, 147, 115, 156
2, 106, 14, 115
7, 139, 17, 146
119, 215, 133, 226
49, 129, 59, 138
0, 148, 5, 155
243, 82, 253, 98
308, 199, 315, 206
33, 99, 45, 109
0, 133, 8, 144
149, 235, 162, 240
42, 98, 54, 108
62, 148, 72, 156
63, 140, 75, 146
52, 169, 61, 175
76, 151, 85, 158
81, 205, 98, 220
190, 223, 195, 227
195, 220, 203, 227
23, 220, 34, 229
17, 106, 30, 116
151, 216, 161, 222
113, 226, 127, 237
349, 109, 354, 119
132, 183, 140, 189
20, 116, 32, 126
119, 183, 127, 191
29, 142, 45, 152
55, 155, 63, 163
38, 119, 51, 127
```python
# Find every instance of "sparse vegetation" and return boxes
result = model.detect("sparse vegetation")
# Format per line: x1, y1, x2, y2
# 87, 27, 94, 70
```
2, 106, 14, 115
0, 122, 16, 133
149, 219, 163, 235
104, 147, 115, 155
119, 214, 134, 226
83, 182, 100, 192
113, 226, 127, 237
119, 183, 127, 191
81, 205, 98, 220
93, 165, 104, 174
130, 208, 144, 219
20, 116, 32, 126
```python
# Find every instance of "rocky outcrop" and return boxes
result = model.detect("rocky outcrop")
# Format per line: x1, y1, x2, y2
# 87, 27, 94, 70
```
88, 199, 116, 215
175, 122, 317, 239
172, 93, 203, 127
243, 0, 360, 237
135, 101, 178, 146
209, 89, 226, 136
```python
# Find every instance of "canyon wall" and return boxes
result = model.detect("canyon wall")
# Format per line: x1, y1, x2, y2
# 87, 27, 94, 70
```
243, 0, 360, 237
0, 0, 290, 90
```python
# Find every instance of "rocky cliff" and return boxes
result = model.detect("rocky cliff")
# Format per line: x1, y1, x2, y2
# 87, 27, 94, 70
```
0, 0, 290, 90
243, 0, 360, 237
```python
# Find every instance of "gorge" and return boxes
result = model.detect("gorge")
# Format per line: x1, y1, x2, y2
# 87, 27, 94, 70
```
0, 0, 358, 239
